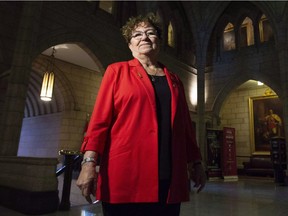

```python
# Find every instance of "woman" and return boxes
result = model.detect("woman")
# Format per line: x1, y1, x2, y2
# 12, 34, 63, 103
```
76, 13, 206, 216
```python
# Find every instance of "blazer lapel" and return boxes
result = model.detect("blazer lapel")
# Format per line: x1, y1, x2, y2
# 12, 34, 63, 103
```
163, 67, 179, 127
128, 59, 157, 111
128, 58, 179, 126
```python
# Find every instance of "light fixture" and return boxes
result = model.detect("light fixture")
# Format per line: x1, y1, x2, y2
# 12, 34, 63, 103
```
40, 47, 56, 101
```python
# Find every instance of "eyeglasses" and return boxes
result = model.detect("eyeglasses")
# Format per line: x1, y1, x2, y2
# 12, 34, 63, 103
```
131, 29, 158, 40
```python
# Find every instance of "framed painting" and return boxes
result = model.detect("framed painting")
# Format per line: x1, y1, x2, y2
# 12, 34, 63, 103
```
249, 95, 284, 155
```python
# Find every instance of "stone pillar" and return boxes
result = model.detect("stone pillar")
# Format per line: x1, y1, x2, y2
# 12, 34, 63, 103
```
0, 2, 43, 156
277, 41, 288, 167
196, 54, 206, 161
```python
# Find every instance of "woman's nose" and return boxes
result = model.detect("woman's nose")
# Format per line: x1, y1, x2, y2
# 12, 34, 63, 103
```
141, 32, 149, 40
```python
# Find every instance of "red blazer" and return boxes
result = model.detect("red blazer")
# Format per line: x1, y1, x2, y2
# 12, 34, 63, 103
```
81, 58, 202, 203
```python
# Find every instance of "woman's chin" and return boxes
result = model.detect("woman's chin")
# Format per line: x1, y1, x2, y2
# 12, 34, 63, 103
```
139, 48, 158, 56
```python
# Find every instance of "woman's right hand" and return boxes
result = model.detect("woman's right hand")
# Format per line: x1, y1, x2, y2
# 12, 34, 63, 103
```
76, 162, 98, 203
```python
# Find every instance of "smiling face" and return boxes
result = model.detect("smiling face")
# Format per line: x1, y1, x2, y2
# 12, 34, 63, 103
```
128, 22, 160, 59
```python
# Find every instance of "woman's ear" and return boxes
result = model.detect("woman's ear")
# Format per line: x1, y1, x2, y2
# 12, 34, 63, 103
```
128, 43, 132, 50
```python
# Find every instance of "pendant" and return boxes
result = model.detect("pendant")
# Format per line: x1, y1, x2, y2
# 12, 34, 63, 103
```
151, 76, 155, 82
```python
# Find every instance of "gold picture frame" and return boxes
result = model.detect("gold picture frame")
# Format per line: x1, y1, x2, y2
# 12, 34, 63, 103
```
249, 95, 284, 155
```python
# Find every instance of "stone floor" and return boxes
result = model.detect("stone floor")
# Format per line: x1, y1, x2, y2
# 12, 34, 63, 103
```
1, 177, 288, 216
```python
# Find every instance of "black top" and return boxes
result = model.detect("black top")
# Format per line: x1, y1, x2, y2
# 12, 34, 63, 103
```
149, 75, 172, 180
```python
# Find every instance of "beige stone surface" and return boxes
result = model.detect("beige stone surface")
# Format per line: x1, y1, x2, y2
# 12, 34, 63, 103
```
0, 156, 58, 191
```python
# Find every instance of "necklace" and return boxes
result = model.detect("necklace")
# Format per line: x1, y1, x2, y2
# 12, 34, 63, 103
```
144, 66, 158, 82
149, 70, 158, 82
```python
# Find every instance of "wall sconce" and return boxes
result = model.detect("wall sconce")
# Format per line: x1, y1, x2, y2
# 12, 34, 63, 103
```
40, 47, 56, 101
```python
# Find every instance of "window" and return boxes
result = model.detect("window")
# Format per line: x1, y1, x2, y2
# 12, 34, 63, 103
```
259, 14, 274, 42
240, 17, 255, 47
99, 0, 113, 14
223, 23, 236, 51
168, 21, 175, 48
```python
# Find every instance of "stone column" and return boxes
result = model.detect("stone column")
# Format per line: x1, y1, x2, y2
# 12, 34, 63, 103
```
277, 40, 288, 166
0, 2, 43, 156
196, 53, 206, 161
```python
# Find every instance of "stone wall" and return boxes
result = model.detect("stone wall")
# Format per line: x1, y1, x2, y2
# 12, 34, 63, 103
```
220, 83, 275, 167
0, 156, 59, 214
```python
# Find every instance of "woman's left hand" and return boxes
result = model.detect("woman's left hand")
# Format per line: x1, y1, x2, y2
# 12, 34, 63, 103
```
188, 162, 206, 193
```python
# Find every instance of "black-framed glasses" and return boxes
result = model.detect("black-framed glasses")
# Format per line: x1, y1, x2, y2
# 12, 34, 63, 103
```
131, 29, 158, 40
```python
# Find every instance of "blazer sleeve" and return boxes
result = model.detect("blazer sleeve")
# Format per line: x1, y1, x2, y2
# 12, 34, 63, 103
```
80, 64, 116, 154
